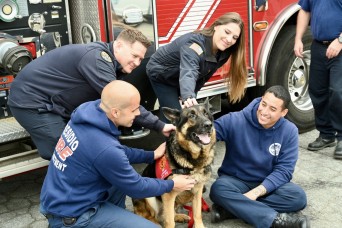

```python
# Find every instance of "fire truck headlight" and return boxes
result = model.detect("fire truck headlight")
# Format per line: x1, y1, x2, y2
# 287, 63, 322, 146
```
0, 0, 19, 22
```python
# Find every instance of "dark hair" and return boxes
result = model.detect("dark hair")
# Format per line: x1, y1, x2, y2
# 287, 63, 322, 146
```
265, 85, 291, 109
116, 28, 151, 48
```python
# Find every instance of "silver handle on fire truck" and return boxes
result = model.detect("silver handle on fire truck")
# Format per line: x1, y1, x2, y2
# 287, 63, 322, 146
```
52, 5, 62, 9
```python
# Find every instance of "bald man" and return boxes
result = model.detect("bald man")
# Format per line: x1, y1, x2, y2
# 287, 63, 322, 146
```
40, 81, 196, 228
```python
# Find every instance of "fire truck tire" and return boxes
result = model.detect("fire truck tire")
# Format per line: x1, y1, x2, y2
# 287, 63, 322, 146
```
251, 25, 314, 133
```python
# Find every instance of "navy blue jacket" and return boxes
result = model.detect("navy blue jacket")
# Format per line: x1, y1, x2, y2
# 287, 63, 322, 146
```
40, 99, 174, 217
146, 32, 232, 100
8, 42, 164, 131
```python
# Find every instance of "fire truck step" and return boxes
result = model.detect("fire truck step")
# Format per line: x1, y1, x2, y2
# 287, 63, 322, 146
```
0, 149, 49, 179
0, 117, 30, 144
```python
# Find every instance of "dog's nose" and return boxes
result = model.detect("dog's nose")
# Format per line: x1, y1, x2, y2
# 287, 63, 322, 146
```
203, 121, 212, 129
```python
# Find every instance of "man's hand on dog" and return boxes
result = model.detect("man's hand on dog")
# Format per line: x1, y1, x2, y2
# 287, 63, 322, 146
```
162, 124, 176, 137
172, 175, 197, 191
153, 142, 197, 191
154, 142, 166, 160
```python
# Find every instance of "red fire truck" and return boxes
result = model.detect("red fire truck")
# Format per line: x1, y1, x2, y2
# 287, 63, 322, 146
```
0, 0, 313, 178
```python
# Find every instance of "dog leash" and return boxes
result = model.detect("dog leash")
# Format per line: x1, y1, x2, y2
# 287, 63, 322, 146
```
183, 198, 210, 228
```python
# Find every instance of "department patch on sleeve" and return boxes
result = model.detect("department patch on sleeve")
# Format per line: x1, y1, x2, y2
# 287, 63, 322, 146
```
189, 43, 203, 55
101, 51, 112, 62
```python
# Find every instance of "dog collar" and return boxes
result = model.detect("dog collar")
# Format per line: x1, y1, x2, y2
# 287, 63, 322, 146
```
171, 168, 192, 175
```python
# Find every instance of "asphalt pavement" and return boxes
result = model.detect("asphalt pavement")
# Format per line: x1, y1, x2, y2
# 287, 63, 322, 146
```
0, 129, 341, 228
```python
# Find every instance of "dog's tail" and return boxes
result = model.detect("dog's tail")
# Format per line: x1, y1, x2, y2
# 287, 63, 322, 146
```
132, 197, 162, 224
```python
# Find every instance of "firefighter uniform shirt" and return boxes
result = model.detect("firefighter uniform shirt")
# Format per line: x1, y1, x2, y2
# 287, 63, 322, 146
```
7, 42, 164, 131
8, 42, 118, 118
146, 32, 233, 101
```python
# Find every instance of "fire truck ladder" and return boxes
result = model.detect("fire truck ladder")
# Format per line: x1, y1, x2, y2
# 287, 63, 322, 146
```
0, 117, 49, 179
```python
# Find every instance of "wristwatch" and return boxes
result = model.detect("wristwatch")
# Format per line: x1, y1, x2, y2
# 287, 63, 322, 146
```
339, 35, 342, 44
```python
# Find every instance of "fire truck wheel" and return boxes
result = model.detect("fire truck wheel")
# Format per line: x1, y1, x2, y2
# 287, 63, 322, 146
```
253, 25, 314, 133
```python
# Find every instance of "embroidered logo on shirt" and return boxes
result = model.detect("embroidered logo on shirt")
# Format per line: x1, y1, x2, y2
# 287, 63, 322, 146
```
269, 143, 281, 156
101, 51, 112, 62
189, 43, 203, 55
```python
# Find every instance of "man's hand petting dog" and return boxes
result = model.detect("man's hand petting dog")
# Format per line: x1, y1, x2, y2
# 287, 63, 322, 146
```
162, 124, 176, 137
154, 142, 167, 160
173, 175, 197, 191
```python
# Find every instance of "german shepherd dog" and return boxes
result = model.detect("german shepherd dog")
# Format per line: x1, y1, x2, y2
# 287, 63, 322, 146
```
133, 99, 216, 228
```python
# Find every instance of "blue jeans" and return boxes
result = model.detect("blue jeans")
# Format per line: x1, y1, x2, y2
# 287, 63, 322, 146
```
210, 175, 307, 228
148, 78, 182, 123
41, 186, 159, 228
9, 106, 68, 160
309, 40, 342, 141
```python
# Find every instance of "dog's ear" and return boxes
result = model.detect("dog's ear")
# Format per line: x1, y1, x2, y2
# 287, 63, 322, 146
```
162, 107, 180, 124
203, 97, 211, 111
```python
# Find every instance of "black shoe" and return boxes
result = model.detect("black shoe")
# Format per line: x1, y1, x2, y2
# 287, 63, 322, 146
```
334, 141, 342, 159
272, 213, 310, 228
210, 204, 236, 223
307, 137, 336, 151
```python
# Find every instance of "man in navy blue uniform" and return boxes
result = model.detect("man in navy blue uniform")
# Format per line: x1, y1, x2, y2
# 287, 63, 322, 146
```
8, 28, 174, 160
40, 80, 196, 228
294, 0, 342, 159
210, 86, 310, 228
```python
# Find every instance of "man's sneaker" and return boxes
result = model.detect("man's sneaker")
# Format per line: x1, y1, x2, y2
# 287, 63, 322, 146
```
210, 204, 236, 223
307, 137, 336, 151
334, 140, 342, 160
272, 213, 310, 228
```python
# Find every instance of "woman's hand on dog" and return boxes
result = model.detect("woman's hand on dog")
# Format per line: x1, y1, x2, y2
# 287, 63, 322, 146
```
172, 175, 197, 191
154, 142, 166, 160
182, 97, 198, 108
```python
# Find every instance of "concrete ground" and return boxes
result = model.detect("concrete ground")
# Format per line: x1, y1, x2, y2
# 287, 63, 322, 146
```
0, 129, 341, 228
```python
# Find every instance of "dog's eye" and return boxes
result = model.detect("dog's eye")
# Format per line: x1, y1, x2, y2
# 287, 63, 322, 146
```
189, 113, 196, 119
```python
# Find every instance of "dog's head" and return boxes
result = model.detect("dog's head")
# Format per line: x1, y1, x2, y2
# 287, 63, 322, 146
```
162, 98, 215, 146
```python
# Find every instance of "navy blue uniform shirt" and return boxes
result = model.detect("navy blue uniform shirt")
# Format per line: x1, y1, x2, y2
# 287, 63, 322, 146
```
8, 42, 117, 118
8, 41, 164, 131
146, 32, 232, 100
299, 0, 342, 41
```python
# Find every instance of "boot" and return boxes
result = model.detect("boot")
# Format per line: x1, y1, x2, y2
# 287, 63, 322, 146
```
271, 213, 310, 228
210, 204, 236, 223
307, 137, 335, 151
333, 140, 342, 159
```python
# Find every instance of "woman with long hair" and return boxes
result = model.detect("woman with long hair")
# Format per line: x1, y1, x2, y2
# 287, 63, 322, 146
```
146, 12, 247, 121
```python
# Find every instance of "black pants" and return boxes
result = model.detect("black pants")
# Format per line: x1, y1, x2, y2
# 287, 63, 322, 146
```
309, 40, 342, 141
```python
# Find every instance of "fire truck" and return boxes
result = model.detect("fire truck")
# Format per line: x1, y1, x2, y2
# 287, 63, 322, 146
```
0, 0, 313, 179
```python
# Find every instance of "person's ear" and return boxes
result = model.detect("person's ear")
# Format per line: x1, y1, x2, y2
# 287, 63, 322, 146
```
111, 108, 119, 118
114, 40, 123, 52
214, 25, 217, 31
281, 108, 288, 117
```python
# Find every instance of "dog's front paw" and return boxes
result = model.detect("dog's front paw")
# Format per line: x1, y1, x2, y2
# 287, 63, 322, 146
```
175, 213, 191, 223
